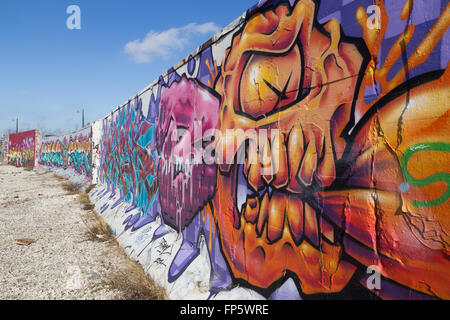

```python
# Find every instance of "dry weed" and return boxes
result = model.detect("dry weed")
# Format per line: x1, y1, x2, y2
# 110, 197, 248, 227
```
103, 257, 168, 300
62, 181, 80, 195
80, 211, 114, 243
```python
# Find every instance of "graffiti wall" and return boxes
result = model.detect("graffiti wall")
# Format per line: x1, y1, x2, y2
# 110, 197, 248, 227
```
0, 134, 8, 164
37, 127, 92, 180
85, 0, 449, 300
8, 130, 37, 168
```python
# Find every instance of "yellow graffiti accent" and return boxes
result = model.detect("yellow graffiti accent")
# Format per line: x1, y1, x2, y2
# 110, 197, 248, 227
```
356, 0, 450, 115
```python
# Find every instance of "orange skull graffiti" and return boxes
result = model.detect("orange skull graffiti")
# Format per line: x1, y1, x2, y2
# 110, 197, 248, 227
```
211, 0, 450, 298
213, 0, 365, 294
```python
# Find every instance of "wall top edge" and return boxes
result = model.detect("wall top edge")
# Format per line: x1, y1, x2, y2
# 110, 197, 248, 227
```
98, 8, 250, 122
8, 129, 37, 136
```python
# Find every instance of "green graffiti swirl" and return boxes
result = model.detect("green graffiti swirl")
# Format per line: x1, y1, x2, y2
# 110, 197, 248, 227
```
400, 142, 450, 207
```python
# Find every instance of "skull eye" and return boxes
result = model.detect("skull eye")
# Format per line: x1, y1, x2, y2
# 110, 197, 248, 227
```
239, 45, 302, 119
262, 72, 292, 106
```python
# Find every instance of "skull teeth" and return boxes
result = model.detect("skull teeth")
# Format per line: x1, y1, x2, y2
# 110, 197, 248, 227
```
236, 165, 249, 214
233, 126, 337, 246
235, 161, 334, 246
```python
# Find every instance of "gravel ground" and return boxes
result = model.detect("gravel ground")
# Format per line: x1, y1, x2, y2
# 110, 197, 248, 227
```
0, 165, 149, 300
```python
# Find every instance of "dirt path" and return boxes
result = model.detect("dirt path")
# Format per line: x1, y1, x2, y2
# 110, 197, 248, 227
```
0, 165, 165, 300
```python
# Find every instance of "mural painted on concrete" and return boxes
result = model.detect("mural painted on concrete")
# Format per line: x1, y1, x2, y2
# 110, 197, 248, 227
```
8, 130, 36, 168
92, 0, 449, 300
38, 128, 92, 179
0, 134, 8, 164
97, 96, 160, 231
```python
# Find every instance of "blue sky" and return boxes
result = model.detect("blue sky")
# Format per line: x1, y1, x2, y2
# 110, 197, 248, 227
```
0, 0, 256, 135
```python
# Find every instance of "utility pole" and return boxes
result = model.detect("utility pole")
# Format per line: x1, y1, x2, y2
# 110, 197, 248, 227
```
77, 109, 85, 128
11, 118, 18, 133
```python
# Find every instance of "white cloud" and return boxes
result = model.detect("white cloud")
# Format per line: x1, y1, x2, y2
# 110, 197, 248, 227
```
124, 22, 221, 64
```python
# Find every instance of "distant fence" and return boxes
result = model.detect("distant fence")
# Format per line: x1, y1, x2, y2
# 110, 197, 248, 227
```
0, 134, 8, 164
